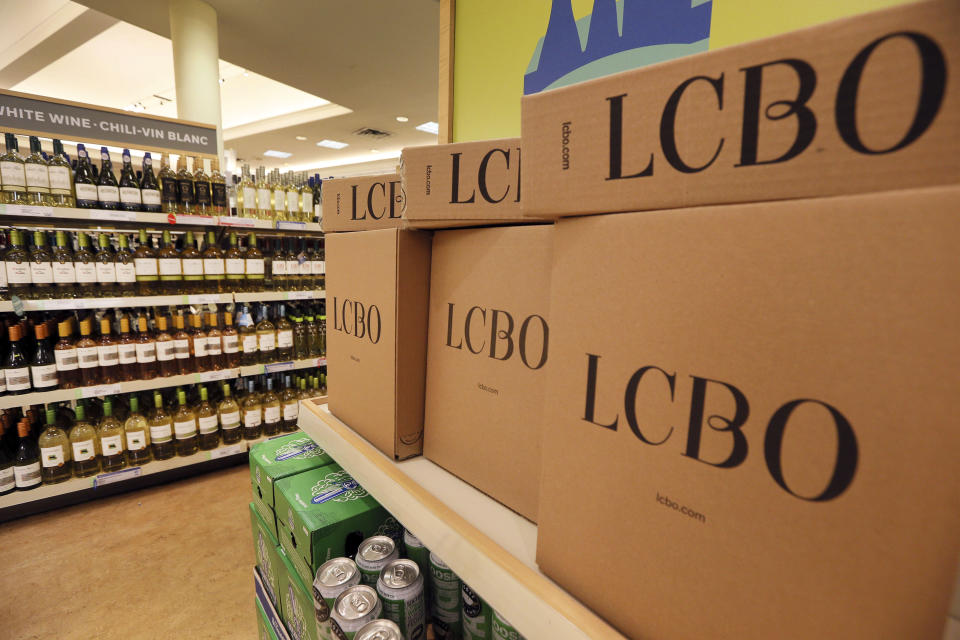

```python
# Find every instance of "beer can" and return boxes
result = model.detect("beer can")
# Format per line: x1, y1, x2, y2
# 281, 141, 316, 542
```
330, 585, 382, 640
354, 619, 403, 640
429, 552, 461, 639
403, 528, 432, 619
315, 557, 362, 639
377, 558, 426, 640
491, 609, 525, 640
461, 581, 492, 640
356, 535, 400, 586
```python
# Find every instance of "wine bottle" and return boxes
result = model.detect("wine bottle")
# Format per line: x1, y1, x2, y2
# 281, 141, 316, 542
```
135, 315, 156, 380
123, 395, 151, 466
256, 166, 271, 219
261, 375, 281, 436
157, 229, 183, 294
73, 144, 99, 208
29, 230, 55, 299
4, 324, 31, 395
139, 152, 162, 212
30, 322, 58, 391
285, 237, 299, 291
133, 229, 158, 296
238, 304, 257, 366
0, 419, 13, 494
190, 313, 209, 373
54, 319, 80, 389
239, 164, 257, 218
172, 313, 193, 375
272, 170, 285, 221
51, 230, 77, 299
245, 233, 264, 293
196, 385, 219, 450
210, 158, 227, 215
154, 315, 177, 377
4, 229, 31, 298
224, 232, 245, 292
97, 316, 119, 384
74, 232, 97, 299
201, 230, 224, 293
94, 233, 118, 298
158, 153, 178, 213
286, 172, 300, 221
75, 316, 100, 387
241, 378, 262, 440
37, 406, 71, 484
1, 134, 27, 205
98, 398, 126, 472
117, 315, 137, 381
13, 418, 41, 490
47, 139, 75, 207
176, 156, 195, 214
148, 391, 174, 460
300, 174, 314, 223
313, 239, 325, 291
24, 136, 51, 206
173, 388, 198, 456
291, 310, 307, 359
205, 311, 224, 370
280, 374, 299, 432
118, 149, 142, 211
69, 403, 100, 477
180, 230, 203, 293
96, 147, 120, 210
255, 303, 276, 365
193, 157, 212, 214
222, 310, 240, 368
218, 382, 241, 444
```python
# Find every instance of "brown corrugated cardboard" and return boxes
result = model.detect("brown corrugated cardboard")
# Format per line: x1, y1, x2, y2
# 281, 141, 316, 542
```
320, 173, 405, 233
521, 0, 960, 217
401, 138, 533, 228
423, 225, 552, 521
326, 228, 431, 459
537, 186, 960, 640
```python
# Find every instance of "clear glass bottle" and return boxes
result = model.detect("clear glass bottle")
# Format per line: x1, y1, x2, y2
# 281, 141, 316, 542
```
272, 170, 286, 221
202, 230, 224, 293
73, 143, 98, 208
306, 308, 322, 357
76, 316, 100, 387
97, 316, 119, 384
96, 146, 120, 210
158, 229, 183, 294
148, 391, 175, 460
71, 232, 96, 298
139, 152, 162, 212
291, 310, 308, 359
205, 311, 224, 370
134, 229, 159, 296
241, 378, 262, 440
29, 230, 54, 299
24, 136, 52, 206
47, 139, 75, 207
176, 155, 195, 214
275, 303, 294, 361
13, 418, 41, 490
70, 403, 100, 478
51, 230, 77, 299
54, 319, 80, 389
190, 313, 210, 373
297, 238, 312, 290
312, 239, 325, 291
255, 166, 271, 219
115, 233, 137, 296
154, 315, 177, 377
196, 385, 219, 450
224, 232, 245, 292
30, 323, 58, 391
172, 313, 193, 375
239, 164, 257, 218
286, 173, 301, 221
261, 375, 281, 436
1, 134, 27, 205
256, 304, 276, 365
158, 153, 178, 213
117, 314, 137, 382
222, 310, 240, 369
245, 233, 264, 293
173, 388, 199, 456
280, 374, 299, 432
210, 158, 227, 216
285, 237, 300, 291
4, 323, 30, 395
135, 315, 157, 381
95, 233, 118, 298
4, 229, 31, 298
193, 157, 212, 215
270, 236, 287, 291
118, 149, 142, 212
238, 304, 257, 366
180, 230, 203, 293
98, 398, 126, 472
39, 407, 71, 484
218, 382, 242, 444
123, 395, 151, 466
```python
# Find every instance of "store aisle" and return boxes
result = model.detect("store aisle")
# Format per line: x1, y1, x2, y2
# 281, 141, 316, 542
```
0, 466, 256, 640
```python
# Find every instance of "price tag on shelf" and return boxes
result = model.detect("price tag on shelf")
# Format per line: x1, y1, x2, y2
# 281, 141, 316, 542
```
209, 442, 246, 459
198, 368, 237, 383
188, 294, 223, 304
4, 204, 54, 217
32, 298, 74, 311
93, 466, 142, 487
265, 361, 295, 373
276, 221, 306, 230
96, 210, 138, 222
286, 291, 314, 300
218, 216, 256, 228
79, 383, 122, 399
176, 214, 217, 226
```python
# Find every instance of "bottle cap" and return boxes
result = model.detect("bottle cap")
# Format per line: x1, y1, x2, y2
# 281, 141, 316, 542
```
46, 408, 56, 425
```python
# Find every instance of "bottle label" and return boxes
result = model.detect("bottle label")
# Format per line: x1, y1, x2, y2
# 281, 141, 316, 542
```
206, 338, 222, 356
158, 258, 182, 276
257, 188, 271, 209
182, 259, 203, 276
126, 430, 147, 451
135, 342, 156, 363
40, 445, 66, 468
244, 409, 262, 427
272, 260, 287, 276
303, 193, 313, 211
78, 345, 99, 368
286, 260, 298, 276
212, 183, 227, 207
198, 414, 219, 434
75, 183, 98, 201
55, 348, 78, 371
0, 369, 5, 393
120, 186, 142, 204
203, 258, 224, 275
100, 434, 124, 457
226, 258, 245, 276
48, 166, 72, 193
0, 467, 15, 492
223, 335, 239, 354
53, 261, 77, 284
118, 343, 137, 364
96, 262, 117, 283
31, 363, 58, 387
258, 332, 276, 352
195, 182, 211, 206
312, 260, 324, 275
174, 339, 190, 358
116, 262, 136, 283
242, 186, 256, 209
194, 337, 208, 357
156, 341, 176, 361
286, 191, 299, 213
264, 405, 281, 424
246, 259, 265, 275
75, 261, 97, 283
98, 344, 119, 366
299, 260, 311, 276
72, 439, 96, 462
283, 401, 299, 421
0, 161, 26, 187
178, 179, 194, 203
30, 261, 54, 284
277, 330, 293, 349
25, 163, 50, 190
0, 261, 7, 288
98, 184, 120, 203
150, 423, 173, 443
174, 419, 197, 439
242, 334, 257, 354
135, 258, 158, 277
162, 179, 178, 203
220, 410, 240, 429
14, 462, 40, 488
5, 261, 31, 284
5, 366, 30, 391
273, 189, 285, 212
142, 189, 162, 206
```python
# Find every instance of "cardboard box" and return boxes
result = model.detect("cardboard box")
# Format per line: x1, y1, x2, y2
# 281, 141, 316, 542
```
536, 186, 960, 639
320, 173, 405, 233
521, 0, 960, 218
278, 546, 318, 640
251, 433, 335, 537
326, 228, 432, 459
423, 225, 552, 521
401, 138, 531, 228
275, 463, 402, 587
251, 503, 286, 614
255, 597, 281, 640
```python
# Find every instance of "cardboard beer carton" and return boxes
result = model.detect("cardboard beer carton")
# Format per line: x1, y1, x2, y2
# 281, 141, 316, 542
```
251, 503, 286, 615
278, 545, 319, 640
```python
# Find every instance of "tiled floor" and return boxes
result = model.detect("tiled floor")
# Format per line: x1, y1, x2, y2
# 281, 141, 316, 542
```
0, 464, 256, 640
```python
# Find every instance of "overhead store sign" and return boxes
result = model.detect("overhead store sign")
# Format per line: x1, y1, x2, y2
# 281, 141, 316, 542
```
0, 89, 217, 156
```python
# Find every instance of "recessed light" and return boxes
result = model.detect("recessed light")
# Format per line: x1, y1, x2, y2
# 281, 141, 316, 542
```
263, 150, 292, 158
370, 149, 379, 153
295, 136, 307, 141
317, 139, 348, 149
396, 116, 408, 122
416, 121, 439, 134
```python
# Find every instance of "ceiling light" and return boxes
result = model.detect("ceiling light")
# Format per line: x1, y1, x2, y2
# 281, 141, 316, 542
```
416, 121, 439, 134
242, 70, 249, 77
396, 116, 408, 122
295, 136, 307, 141
263, 150, 292, 158
317, 139, 348, 149
370, 149, 379, 153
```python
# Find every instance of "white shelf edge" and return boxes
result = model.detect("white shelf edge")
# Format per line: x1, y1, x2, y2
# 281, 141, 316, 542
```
238, 357, 326, 377
297, 402, 626, 640
0, 290, 321, 312
233, 290, 325, 302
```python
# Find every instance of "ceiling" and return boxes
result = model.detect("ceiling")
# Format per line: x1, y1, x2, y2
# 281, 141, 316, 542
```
0, 0, 440, 176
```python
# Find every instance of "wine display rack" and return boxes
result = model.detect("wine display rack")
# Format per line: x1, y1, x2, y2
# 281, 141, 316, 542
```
0, 290, 324, 313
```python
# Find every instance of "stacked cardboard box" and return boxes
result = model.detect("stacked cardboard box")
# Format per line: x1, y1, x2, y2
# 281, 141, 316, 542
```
515, 2, 960, 639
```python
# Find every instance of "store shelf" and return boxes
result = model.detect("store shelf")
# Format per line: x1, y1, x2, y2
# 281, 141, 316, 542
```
297, 402, 626, 640
239, 357, 326, 377
0, 292, 233, 312
233, 290, 325, 302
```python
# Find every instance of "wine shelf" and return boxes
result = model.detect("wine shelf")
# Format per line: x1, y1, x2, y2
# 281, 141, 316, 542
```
239, 357, 327, 377
233, 290, 325, 302
297, 402, 626, 640
0, 290, 323, 312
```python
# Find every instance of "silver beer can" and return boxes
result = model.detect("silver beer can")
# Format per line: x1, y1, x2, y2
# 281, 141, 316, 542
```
355, 535, 400, 586
315, 557, 363, 639
330, 585, 382, 640
377, 558, 426, 640
354, 619, 403, 640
